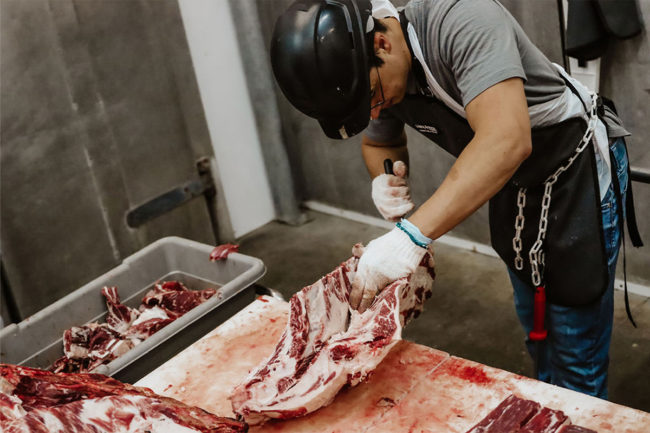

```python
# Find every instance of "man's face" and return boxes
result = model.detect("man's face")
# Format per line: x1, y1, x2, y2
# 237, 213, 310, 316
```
368, 31, 410, 119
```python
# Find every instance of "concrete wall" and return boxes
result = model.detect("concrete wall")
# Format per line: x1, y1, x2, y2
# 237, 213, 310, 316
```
0, 0, 218, 318
251, 0, 650, 285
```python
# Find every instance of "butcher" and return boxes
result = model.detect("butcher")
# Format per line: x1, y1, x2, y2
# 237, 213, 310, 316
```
269, 0, 641, 399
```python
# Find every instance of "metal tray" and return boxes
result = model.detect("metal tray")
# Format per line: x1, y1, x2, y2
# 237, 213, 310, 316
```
0, 236, 265, 383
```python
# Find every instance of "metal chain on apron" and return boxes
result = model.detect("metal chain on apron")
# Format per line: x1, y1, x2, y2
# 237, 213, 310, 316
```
512, 93, 599, 286
513, 188, 527, 270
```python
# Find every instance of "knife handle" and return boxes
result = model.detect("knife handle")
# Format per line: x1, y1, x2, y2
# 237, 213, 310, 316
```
383, 159, 394, 175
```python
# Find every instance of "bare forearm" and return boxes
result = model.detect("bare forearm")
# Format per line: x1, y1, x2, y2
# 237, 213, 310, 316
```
361, 131, 408, 178
408, 78, 531, 240
409, 135, 530, 240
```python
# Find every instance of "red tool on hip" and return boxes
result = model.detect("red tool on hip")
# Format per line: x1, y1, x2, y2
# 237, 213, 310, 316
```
530, 285, 548, 380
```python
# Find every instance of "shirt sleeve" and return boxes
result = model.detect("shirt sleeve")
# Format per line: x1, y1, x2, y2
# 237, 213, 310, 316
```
439, 0, 527, 107
363, 108, 405, 142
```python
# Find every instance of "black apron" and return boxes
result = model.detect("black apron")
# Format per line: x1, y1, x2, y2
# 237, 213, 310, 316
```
391, 12, 609, 306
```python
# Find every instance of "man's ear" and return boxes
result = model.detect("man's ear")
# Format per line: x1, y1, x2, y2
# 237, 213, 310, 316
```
373, 31, 391, 55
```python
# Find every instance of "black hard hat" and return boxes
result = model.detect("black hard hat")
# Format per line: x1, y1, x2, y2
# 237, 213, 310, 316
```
270, 0, 374, 139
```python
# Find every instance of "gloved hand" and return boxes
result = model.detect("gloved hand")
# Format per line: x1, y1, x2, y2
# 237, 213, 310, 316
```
371, 161, 415, 222
349, 226, 429, 313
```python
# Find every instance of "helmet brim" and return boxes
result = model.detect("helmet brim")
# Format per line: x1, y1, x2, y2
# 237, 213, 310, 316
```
317, 98, 371, 139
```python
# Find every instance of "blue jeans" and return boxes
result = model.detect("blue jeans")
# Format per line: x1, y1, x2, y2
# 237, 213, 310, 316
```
509, 137, 628, 399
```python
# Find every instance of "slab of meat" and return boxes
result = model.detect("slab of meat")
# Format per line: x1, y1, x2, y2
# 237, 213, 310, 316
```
0, 363, 247, 433
466, 394, 541, 433
210, 244, 239, 261
519, 407, 569, 433
466, 394, 599, 433
50, 281, 216, 374
230, 245, 435, 425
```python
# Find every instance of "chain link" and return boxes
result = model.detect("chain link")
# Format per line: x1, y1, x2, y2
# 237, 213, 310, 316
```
513, 188, 527, 270
512, 93, 599, 287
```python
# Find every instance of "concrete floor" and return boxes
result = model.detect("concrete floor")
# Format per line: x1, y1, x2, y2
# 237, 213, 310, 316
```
238, 210, 650, 413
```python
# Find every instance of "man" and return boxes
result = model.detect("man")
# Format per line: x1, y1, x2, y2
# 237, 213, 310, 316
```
270, 0, 641, 399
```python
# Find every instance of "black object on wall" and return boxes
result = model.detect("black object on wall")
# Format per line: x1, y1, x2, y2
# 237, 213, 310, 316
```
1, 257, 21, 324
566, 0, 644, 62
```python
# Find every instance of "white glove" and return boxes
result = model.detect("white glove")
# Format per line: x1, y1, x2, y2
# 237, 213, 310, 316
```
371, 161, 415, 222
349, 227, 428, 313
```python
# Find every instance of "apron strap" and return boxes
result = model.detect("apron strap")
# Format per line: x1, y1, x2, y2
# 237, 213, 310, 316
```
398, 9, 466, 116
561, 75, 589, 113
624, 160, 643, 247
399, 11, 430, 96
598, 97, 643, 248
609, 142, 639, 327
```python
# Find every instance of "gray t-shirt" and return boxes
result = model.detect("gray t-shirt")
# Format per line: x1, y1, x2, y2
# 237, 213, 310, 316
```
365, 0, 627, 142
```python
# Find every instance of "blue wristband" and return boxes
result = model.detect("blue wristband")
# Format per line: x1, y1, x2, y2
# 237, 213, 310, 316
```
396, 219, 432, 249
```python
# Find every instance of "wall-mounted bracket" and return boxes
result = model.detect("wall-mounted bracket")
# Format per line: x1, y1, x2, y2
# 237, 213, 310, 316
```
126, 157, 216, 229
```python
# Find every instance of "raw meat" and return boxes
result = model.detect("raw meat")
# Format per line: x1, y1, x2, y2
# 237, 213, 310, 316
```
210, 244, 239, 261
466, 394, 600, 433
466, 394, 540, 433
50, 281, 216, 373
52, 322, 137, 373
230, 245, 435, 424
140, 281, 216, 320
519, 407, 569, 433
0, 393, 26, 422
103, 286, 140, 332
0, 363, 247, 433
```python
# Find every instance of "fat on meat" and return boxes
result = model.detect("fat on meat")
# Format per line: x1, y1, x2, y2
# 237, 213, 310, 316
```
519, 406, 569, 433
53, 322, 137, 373
140, 281, 216, 320
0, 364, 247, 433
230, 244, 435, 424
103, 286, 140, 333
0, 393, 26, 423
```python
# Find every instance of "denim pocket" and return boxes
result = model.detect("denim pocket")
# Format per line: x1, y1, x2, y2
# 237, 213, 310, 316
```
600, 186, 620, 265
609, 138, 629, 196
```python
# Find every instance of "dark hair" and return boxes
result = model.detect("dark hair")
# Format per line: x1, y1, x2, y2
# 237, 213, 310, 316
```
370, 18, 388, 67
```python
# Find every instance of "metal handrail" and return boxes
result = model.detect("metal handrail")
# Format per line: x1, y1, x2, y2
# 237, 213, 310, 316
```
631, 167, 650, 185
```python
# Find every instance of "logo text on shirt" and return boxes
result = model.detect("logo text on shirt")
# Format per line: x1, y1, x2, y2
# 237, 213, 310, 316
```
414, 124, 438, 134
